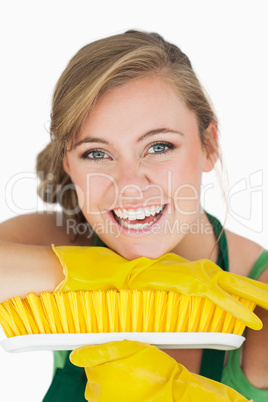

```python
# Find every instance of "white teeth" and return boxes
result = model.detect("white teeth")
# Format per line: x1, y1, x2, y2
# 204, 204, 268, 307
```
113, 204, 166, 230
145, 207, 151, 217
128, 210, 137, 221
116, 209, 122, 219
113, 205, 164, 221
117, 216, 158, 230
136, 208, 146, 220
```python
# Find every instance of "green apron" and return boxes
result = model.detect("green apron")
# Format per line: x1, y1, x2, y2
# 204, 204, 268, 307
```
43, 213, 228, 401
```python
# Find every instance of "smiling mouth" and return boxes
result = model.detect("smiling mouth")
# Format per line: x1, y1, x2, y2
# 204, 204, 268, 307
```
111, 205, 166, 230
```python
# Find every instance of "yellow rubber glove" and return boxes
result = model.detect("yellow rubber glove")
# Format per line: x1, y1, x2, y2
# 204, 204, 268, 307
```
70, 340, 251, 402
53, 245, 268, 330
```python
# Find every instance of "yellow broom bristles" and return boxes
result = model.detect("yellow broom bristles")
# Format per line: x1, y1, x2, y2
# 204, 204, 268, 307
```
0, 290, 255, 338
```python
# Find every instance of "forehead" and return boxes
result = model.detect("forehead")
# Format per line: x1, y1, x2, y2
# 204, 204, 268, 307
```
78, 75, 198, 141
95, 75, 181, 112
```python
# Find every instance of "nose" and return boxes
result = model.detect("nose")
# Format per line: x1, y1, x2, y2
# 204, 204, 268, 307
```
115, 160, 150, 198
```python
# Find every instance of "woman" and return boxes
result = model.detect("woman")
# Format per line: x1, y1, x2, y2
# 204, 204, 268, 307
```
0, 30, 267, 400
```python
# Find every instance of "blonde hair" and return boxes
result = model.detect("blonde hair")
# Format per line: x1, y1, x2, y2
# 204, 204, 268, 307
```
36, 30, 218, 226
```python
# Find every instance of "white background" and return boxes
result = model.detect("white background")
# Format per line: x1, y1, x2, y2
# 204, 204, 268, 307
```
0, 0, 267, 400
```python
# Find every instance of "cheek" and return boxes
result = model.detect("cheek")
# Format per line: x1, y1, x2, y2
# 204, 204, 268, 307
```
164, 156, 203, 215
73, 171, 119, 214
161, 155, 203, 190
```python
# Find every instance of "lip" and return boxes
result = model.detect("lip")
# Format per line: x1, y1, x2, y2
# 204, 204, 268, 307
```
107, 204, 168, 237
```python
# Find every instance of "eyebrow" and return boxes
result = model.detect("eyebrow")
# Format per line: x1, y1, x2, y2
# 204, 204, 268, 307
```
74, 128, 184, 149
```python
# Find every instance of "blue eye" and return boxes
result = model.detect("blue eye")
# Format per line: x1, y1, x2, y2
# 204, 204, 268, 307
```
147, 142, 174, 154
81, 141, 175, 162
81, 149, 108, 161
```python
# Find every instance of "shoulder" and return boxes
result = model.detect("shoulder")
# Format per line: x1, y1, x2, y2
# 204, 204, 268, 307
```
0, 212, 94, 247
225, 229, 266, 277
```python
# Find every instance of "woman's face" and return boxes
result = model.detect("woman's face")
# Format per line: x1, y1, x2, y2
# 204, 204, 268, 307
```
64, 75, 214, 259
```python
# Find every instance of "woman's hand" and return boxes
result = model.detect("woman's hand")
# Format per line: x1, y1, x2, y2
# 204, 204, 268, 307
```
70, 340, 250, 401
53, 245, 268, 330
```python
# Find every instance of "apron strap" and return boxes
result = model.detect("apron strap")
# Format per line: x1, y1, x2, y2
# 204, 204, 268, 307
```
200, 212, 229, 382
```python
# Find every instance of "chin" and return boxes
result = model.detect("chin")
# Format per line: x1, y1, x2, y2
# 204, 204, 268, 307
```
113, 242, 167, 261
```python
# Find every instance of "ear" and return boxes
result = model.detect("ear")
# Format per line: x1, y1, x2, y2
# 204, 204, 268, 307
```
203, 122, 219, 173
